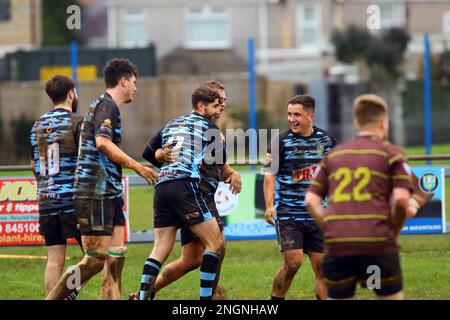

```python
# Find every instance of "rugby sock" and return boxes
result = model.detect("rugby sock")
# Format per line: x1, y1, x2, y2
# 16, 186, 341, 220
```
200, 251, 220, 300
65, 289, 79, 300
150, 289, 156, 300
271, 295, 285, 300
139, 258, 161, 300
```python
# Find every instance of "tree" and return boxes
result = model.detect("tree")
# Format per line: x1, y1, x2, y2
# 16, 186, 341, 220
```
332, 25, 372, 64
42, 0, 85, 46
332, 26, 410, 80
331, 26, 410, 146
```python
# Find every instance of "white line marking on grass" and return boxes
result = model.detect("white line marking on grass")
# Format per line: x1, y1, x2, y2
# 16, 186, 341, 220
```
0, 254, 71, 260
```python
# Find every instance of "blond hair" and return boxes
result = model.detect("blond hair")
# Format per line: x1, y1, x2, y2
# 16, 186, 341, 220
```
353, 94, 388, 127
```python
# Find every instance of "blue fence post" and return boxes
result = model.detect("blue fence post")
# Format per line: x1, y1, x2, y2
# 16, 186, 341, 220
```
423, 33, 432, 165
71, 41, 79, 94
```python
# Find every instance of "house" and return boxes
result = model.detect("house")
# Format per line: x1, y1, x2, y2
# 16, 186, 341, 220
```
102, 0, 268, 75
84, 0, 450, 80
0, 0, 42, 57
101, 0, 336, 79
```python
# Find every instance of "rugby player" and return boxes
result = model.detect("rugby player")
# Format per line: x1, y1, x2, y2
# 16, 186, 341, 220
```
305, 94, 413, 300
46, 58, 158, 300
263, 95, 336, 300
30, 75, 83, 298
137, 86, 225, 300
130, 81, 240, 300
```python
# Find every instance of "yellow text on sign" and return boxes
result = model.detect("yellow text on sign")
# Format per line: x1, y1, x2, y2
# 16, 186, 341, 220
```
0, 181, 38, 202
40, 65, 97, 82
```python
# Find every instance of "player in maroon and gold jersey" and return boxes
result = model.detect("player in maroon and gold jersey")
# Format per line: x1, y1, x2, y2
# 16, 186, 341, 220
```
305, 94, 414, 300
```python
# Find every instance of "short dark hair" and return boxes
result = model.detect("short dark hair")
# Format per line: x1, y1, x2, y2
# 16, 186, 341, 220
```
287, 95, 315, 113
191, 86, 221, 109
103, 58, 138, 88
45, 75, 75, 105
353, 94, 388, 127
201, 80, 225, 91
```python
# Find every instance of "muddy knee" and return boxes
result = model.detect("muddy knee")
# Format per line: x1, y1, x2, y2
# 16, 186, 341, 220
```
284, 259, 301, 279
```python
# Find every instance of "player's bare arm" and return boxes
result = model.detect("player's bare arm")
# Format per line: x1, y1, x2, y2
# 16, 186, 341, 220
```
220, 163, 242, 194
391, 187, 411, 235
96, 136, 157, 185
305, 192, 326, 231
263, 173, 276, 226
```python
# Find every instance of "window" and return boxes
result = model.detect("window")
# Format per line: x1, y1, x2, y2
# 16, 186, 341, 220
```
121, 7, 147, 48
0, 0, 11, 21
298, 2, 321, 46
443, 11, 450, 35
378, 2, 405, 29
185, 5, 230, 49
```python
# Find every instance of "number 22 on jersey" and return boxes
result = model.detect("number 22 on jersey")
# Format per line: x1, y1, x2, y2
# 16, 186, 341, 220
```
331, 167, 372, 203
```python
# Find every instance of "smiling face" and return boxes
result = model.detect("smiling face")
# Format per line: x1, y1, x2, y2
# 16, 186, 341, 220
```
287, 103, 315, 136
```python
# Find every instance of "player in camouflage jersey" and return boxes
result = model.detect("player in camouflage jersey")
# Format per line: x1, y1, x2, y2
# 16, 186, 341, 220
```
30, 75, 82, 298
137, 86, 226, 300
46, 58, 157, 300
263, 95, 337, 300
130, 81, 240, 300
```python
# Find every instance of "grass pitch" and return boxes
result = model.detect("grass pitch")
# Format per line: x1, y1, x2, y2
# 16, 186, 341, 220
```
0, 235, 448, 300
0, 144, 449, 300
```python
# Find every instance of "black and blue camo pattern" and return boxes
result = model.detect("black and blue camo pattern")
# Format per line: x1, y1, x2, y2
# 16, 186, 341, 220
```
157, 112, 216, 186
272, 127, 336, 220
30, 108, 81, 216
73, 93, 123, 200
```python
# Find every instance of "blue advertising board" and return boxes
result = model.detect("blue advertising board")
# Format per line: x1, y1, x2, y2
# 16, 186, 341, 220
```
401, 167, 446, 234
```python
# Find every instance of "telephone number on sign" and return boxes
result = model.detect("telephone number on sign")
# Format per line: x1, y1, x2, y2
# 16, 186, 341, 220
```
0, 223, 40, 234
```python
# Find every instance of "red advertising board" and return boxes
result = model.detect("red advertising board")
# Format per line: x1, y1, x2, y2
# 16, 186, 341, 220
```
0, 177, 130, 246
